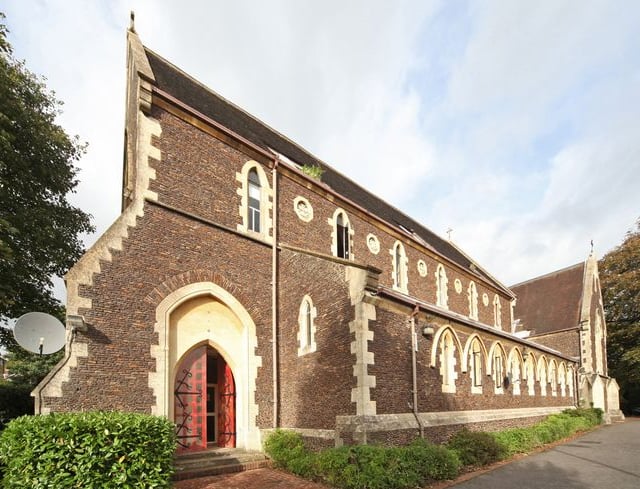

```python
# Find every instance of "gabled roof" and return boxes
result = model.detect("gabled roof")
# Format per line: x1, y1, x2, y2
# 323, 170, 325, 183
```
511, 262, 585, 335
143, 47, 511, 294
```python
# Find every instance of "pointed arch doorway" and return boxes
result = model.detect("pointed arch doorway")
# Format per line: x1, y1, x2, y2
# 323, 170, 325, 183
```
174, 345, 236, 452
151, 281, 263, 452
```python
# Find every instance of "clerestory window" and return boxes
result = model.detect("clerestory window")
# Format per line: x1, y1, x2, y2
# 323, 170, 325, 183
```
336, 213, 350, 259
436, 264, 448, 309
247, 168, 261, 233
391, 241, 408, 293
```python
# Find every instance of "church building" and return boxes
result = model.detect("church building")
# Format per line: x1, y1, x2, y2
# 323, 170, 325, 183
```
511, 255, 622, 423
34, 28, 619, 453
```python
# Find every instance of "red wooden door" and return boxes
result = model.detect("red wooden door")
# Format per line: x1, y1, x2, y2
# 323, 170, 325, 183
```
174, 346, 207, 452
217, 356, 236, 448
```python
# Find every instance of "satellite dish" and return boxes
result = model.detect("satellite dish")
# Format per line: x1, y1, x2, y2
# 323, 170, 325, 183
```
13, 312, 66, 355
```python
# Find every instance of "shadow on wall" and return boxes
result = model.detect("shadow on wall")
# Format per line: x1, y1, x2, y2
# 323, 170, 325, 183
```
86, 324, 112, 345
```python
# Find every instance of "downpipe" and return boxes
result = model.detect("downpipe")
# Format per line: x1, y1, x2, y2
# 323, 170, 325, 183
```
410, 305, 425, 438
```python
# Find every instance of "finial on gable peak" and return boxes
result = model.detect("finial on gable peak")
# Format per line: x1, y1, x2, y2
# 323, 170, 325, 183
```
129, 11, 136, 33
590, 239, 594, 255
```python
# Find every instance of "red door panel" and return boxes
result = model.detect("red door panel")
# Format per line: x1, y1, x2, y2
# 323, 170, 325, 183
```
217, 356, 236, 448
174, 346, 207, 452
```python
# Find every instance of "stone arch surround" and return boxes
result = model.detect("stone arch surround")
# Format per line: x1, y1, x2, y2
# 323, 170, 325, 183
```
149, 280, 262, 450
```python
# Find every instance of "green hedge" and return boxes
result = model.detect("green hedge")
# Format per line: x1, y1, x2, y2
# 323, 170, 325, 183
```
447, 429, 506, 466
264, 430, 460, 489
264, 408, 602, 489
493, 408, 600, 456
0, 411, 176, 488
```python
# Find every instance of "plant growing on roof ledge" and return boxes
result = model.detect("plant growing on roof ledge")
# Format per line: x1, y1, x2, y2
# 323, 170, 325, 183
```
301, 164, 324, 180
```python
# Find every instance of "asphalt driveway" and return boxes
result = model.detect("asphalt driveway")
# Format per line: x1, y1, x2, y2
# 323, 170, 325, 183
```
450, 418, 640, 489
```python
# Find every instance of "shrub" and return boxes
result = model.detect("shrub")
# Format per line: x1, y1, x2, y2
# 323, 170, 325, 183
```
0, 382, 33, 426
314, 443, 459, 489
263, 431, 461, 489
492, 409, 600, 457
263, 428, 312, 476
318, 445, 407, 489
492, 427, 537, 456
0, 411, 176, 488
563, 407, 603, 426
300, 164, 324, 179
408, 438, 461, 481
447, 429, 506, 467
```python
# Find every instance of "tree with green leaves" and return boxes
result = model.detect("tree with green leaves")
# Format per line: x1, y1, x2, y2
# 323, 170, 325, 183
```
0, 12, 93, 406
600, 218, 640, 413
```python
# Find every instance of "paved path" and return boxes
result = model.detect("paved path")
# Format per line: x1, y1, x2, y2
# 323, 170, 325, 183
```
173, 468, 332, 489
450, 419, 640, 489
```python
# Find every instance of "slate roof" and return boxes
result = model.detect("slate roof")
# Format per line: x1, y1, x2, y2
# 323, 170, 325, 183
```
511, 262, 585, 335
144, 47, 510, 294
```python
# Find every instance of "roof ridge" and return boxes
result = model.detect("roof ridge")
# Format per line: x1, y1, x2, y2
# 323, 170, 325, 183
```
446, 239, 515, 298
511, 261, 584, 288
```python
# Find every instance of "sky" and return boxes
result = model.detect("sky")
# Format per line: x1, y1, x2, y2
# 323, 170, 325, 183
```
3, 0, 640, 299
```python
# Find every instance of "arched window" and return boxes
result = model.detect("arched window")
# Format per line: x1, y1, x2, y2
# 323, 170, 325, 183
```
492, 344, 506, 394
468, 338, 484, 394
538, 357, 548, 396
391, 241, 408, 292
297, 296, 317, 356
508, 349, 522, 396
439, 331, 458, 393
237, 161, 273, 241
336, 212, 350, 259
567, 366, 575, 398
493, 295, 502, 329
549, 360, 558, 396
524, 353, 536, 396
558, 363, 567, 397
247, 168, 261, 233
435, 264, 448, 309
468, 282, 478, 320
330, 209, 353, 260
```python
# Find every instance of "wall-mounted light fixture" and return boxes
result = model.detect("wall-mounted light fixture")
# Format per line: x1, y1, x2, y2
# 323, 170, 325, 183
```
67, 315, 89, 333
422, 324, 435, 337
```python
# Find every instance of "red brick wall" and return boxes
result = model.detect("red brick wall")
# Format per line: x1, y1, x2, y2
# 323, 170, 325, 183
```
150, 108, 272, 232
367, 306, 573, 417
530, 330, 580, 359
277, 249, 357, 429
44, 204, 275, 423
276, 172, 512, 332
43, 105, 277, 426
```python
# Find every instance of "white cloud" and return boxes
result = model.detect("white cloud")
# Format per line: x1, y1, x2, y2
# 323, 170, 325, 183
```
3, 0, 639, 298
419, 0, 640, 285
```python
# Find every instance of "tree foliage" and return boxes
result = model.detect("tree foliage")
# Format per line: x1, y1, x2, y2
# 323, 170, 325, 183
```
0, 13, 91, 404
600, 218, 640, 411
0, 12, 93, 323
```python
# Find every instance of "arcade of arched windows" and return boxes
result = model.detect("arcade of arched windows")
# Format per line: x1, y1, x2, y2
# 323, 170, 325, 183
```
429, 326, 575, 398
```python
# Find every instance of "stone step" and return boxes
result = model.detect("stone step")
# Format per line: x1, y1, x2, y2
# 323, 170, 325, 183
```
173, 448, 271, 481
